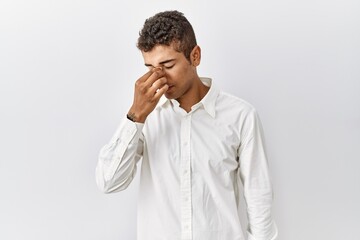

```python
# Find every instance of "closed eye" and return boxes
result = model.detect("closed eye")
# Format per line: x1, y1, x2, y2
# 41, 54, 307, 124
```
164, 64, 175, 69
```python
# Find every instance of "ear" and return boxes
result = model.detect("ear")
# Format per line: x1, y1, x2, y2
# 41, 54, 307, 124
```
190, 45, 201, 67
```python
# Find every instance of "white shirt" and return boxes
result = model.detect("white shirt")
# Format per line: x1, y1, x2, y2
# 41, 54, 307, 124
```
96, 78, 278, 240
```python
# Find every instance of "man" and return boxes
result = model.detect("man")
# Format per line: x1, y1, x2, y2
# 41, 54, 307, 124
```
96, 10, 278, 240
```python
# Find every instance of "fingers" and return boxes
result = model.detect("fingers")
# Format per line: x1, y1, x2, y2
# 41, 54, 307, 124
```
137, 67, 163, 82
147, 72, 165, 87
149, 77, 167, 92
154, 83, 169, 100
131, 68, 168, 121
134, 67, 167, 101
135, 67, 166, 92
137, 70, 154, 82
144, 68, 165, 87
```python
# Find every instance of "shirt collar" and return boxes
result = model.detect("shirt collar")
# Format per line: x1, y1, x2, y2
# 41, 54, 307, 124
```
156, 77, 219, 118
197, 77, 219, 118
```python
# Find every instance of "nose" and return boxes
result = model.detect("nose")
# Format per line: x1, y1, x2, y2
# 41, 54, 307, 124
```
152, 66, 167, 77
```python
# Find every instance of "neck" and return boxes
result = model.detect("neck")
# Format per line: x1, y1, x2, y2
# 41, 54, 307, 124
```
177, 77, 210, 113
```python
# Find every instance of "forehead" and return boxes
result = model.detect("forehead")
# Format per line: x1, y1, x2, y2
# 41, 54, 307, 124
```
142, 44, 183, 64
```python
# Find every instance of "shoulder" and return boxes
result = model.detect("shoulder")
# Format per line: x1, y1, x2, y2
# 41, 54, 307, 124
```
216, 90, 257, 116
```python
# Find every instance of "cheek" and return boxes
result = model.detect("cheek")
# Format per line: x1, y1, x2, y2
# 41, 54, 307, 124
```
167, 65, 191, 81
165, 69, 182, 82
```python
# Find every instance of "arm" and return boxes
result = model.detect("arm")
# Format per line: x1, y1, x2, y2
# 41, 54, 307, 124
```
96, 68, 168, 193
237, 108, 278, 240
95, 118, 144, 193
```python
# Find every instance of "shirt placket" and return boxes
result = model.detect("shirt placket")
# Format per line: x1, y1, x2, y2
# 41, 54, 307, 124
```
180, 114, 192, 240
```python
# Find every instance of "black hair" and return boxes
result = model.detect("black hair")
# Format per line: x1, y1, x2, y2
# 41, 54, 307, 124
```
137, 10, 197, 62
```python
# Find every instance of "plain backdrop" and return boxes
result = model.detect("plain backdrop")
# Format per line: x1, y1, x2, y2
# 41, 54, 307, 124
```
1, 0, 359, 239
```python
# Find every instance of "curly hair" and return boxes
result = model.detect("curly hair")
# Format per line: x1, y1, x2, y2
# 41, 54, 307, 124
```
137, 10, 197, 62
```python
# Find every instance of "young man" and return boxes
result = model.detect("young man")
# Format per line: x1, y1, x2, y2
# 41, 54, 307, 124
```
96, 10, 278, 240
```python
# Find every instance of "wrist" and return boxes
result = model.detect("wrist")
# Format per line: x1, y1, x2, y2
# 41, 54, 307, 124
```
127, 108, 147, 123
126, 113, 136, 122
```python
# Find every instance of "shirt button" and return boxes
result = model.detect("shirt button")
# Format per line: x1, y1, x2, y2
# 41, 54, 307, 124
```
184, 142, 188, 146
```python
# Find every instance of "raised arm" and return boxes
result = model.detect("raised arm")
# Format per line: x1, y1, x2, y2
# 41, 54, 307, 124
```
95, 68, 168, 193
95, 118, 144, 193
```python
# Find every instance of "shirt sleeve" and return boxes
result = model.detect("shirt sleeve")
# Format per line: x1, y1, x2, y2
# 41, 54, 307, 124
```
237, 108, 278, 240
95, 117, 144, 193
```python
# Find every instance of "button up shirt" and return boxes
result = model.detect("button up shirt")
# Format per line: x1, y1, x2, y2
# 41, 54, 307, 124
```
96, 78, 278, 240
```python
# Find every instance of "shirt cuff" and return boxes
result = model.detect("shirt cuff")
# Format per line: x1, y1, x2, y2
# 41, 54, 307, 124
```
247, 222, 278, 240
134, 121, 144, 132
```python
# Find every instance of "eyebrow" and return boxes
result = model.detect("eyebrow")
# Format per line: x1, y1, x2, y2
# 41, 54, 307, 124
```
144, 59, 175, 67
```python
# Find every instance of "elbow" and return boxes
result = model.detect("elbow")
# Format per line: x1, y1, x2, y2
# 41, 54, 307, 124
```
95, 170, 133, 194
96, 178, 112, 194
99, 186, 120, 194
95, 156, 137, 194
97, 179, 130, 194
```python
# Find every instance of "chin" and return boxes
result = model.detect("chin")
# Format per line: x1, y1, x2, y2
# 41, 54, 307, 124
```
164, 93, 174, 99
164, 89, 176, 99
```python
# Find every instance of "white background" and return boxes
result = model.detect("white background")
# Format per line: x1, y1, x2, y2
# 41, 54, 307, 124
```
1, 0, 359, 239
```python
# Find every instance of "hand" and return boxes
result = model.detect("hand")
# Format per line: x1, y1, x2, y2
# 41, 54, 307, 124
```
127, 68, 169, 123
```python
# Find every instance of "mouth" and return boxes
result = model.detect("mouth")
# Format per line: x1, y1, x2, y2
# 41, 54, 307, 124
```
167, 85, 174, 92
